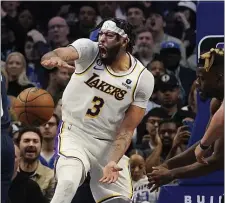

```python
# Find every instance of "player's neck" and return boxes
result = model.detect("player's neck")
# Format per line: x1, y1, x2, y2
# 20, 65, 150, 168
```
19, 159, 38, 172
42, 139, 55, 152
109, 52, 130, 73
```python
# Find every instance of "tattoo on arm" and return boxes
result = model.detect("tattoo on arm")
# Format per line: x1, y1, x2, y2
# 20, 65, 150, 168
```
110, 130, 133, 163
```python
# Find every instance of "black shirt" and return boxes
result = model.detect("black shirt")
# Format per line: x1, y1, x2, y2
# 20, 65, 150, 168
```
7, 80, 34, 97
8, 172, 47, 203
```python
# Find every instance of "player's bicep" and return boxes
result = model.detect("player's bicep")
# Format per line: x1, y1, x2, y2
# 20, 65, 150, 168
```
69, 38, 98, 64
132, 69, 155, 108
120, 105, 146, 132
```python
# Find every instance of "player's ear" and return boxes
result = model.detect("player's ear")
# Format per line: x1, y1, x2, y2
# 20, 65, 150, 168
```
122, 38, 128, 49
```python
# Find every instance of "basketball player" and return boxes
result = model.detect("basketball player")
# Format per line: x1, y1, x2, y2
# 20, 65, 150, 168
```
1, 71, 15, 203
41, 18, 154, 203
147, 48, 224, 193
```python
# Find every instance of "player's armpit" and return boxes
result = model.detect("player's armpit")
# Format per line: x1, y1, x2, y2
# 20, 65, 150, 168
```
109, 105, 146, 164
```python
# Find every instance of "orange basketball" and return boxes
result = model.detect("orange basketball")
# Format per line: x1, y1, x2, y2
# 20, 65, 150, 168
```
13, 87, 55, 126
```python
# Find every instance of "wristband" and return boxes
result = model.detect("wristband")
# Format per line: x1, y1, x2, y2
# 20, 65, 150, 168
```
199, 142, 210, 150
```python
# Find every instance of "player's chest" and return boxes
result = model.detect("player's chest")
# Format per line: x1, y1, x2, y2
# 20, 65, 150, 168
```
74, 68, 138, 102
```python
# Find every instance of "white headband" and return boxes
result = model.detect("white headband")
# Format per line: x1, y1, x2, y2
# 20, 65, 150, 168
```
101, 20, 129, 41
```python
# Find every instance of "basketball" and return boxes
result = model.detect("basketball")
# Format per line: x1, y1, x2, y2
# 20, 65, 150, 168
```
13, 87, 55, 126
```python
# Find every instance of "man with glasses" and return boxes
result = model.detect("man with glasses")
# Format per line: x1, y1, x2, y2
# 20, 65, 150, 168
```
39, 114, 59, 169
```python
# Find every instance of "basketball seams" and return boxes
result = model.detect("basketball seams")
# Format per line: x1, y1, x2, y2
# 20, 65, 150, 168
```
18, 112, 47, 126
26, 92, 53, 102
14, 87, 55, 126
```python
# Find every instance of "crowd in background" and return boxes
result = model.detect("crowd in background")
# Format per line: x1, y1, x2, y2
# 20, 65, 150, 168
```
1, 1, 198, 203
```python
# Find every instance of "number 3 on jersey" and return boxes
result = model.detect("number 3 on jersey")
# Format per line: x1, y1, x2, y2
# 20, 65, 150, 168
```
86, 96, 104, 118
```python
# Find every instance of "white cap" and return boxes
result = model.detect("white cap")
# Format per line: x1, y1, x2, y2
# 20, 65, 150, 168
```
178, 1, 196, 13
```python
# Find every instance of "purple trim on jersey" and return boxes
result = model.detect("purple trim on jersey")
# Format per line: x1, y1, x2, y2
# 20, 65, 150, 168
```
55, 120, 63, 154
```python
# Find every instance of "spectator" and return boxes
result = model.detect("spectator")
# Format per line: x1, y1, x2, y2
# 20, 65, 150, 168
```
146, 54, 165, 78
5, 52, 34, 97
23, 30, 48, 88
1, 19, 17, 61
160, 41, 196, 104
126, 3, 146, 33
54, 97, 62, 120
96, 2, 117, 25
39, 114, 59, 169
69, 3, 97, 41
130, 153, 159, 203
17, 6, 36, 33
1, 1, 20, 18
133, 28, 154, 66
175, 1, 196, 57
8, 144, 47, 203
16, 127, 56, 202
46, 67, 70, 102
146, 119, 178, 173
145, 8, 187, 67
182, 79, 198, 114
47, 16, 70, 49
156, 73, 195, 124
136, 108, 170, 149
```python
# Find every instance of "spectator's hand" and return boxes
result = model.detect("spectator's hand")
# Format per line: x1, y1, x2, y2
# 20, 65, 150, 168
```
194, 144, 209, 165
41, 57, 75, 70
27, 29, 47, 44
155, 129, 162, 147
172, 125, 190, 148
147, 165, 173, 192
99, 161, 122, 184
174, 12, 190, 30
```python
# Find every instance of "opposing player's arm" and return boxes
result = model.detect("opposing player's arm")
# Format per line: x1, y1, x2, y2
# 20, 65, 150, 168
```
109, 69, 155, 163
170, 137, 224, 179
200, 100, 224, 146
161, 141, 200, 169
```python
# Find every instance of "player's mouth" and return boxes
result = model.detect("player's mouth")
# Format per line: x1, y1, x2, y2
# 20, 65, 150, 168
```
98, 44, 108, 58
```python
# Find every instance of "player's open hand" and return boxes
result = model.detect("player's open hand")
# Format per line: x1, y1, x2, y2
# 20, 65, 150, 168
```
41, 57, 75, 70
194, 144, 209, 165
99, 161, 123, 184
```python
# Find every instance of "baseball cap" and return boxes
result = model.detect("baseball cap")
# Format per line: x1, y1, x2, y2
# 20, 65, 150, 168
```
178, 1, 196, 13
161, 41, 180, 50
156, 73, 179, 91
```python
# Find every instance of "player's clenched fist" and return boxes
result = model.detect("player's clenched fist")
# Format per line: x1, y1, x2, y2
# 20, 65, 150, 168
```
41, 57, 75, 70
99, 161, 123, 184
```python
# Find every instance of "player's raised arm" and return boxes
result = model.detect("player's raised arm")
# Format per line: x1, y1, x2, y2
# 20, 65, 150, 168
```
41, 46, 78, 70
41, 38, 98, 71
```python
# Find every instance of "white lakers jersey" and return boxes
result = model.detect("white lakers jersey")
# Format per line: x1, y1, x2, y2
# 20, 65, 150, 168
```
62, 38, 154, 140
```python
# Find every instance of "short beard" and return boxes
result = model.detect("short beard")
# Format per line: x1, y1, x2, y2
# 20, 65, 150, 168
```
100, 44, 121, 65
